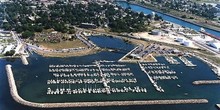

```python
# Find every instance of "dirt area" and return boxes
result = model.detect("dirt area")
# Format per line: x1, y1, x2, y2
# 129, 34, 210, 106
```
133, 32, 199, 49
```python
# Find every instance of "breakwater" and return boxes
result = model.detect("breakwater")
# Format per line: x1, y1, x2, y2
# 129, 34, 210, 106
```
20, 55, 28, 65
193, 80, 220, 85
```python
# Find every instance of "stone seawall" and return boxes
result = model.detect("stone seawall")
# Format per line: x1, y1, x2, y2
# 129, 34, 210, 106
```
193, 80, 220, 85
5, 64, 208, 108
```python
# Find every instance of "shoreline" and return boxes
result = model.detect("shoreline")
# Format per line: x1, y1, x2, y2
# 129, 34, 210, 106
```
32, 48, 100, 58
122, 1, 220, 34
5, 64, 209, 108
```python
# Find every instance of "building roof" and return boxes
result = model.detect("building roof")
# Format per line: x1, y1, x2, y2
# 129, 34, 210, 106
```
209, 42, 220, 49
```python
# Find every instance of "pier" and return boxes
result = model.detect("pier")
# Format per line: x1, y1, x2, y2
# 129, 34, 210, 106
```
138, 62, 164, 92
5, 64, 209, 108
193, 80, 220, 85
20, 55, 28, 65
179, 56, 196, 67
164, 56, 180, 64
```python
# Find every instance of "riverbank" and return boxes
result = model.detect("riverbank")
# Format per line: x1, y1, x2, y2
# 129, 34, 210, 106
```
5, 64, 209, 108
125, 1, 220, 35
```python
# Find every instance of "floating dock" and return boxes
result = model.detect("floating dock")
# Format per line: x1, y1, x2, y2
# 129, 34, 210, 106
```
5, 64, 209, 108
193, 80, 220, 85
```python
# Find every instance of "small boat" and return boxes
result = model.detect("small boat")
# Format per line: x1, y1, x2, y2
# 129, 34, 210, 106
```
177, 84, 181, 88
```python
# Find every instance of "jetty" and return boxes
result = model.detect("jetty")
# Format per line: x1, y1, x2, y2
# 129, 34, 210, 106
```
20, 55, 28, 65
5, 64, 209, 108
216, 104, 220, 109
193, 80, 220, 85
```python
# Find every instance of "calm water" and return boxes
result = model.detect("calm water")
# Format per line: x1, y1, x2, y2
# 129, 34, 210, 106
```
116, 1, 220, 37
0, 36, 220, 110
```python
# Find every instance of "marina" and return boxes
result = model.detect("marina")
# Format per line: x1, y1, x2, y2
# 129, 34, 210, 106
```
0, 0, 220, 109
5, 64, 209, 108
47, 62, 146, 95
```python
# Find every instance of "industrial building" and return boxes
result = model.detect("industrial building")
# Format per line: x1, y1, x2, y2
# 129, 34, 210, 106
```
151, 29, 161, 35
182, 40, 193, 47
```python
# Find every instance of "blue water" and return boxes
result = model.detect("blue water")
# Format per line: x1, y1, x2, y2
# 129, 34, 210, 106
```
117, 2, 220, 37
1, 36, 220, 110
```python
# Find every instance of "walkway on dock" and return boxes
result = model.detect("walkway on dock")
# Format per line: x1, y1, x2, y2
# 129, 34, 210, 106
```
5, 64, 209, 108
138, 62, 164, 92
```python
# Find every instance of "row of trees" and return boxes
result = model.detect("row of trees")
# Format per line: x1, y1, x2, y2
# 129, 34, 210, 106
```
150, 0, 218, 19
3, 1, 163, 39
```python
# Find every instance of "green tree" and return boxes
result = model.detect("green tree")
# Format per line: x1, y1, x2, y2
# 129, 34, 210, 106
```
21, 30, 34, 39
4, 50, 15, 56
2, 22, 12, 30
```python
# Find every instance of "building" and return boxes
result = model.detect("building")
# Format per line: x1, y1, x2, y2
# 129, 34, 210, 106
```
208, 41, 220, 50
80, 23, 97, 29
151, 29, 161, 35
182, 40, 193, 47
0, 31, 11, 38
2, 44, 14, 54
175, 37, 185, 43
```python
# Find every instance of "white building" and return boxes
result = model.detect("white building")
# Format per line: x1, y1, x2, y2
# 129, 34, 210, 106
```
209, 41, 220, 50
151, 29, 161, 35
182, 40, 193, 47
0, 31, 11, 38
2, 44, 14, 54
175, 37, 185, 43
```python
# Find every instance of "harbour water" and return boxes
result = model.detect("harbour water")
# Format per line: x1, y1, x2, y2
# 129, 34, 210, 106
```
116, 1, 220, 37
1, 36, 220, 110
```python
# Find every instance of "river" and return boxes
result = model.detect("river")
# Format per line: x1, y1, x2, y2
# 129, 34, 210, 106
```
116, 1, 220, 37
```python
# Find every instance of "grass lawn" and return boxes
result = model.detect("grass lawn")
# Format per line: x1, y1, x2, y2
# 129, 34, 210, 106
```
38, 39, 87, 50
